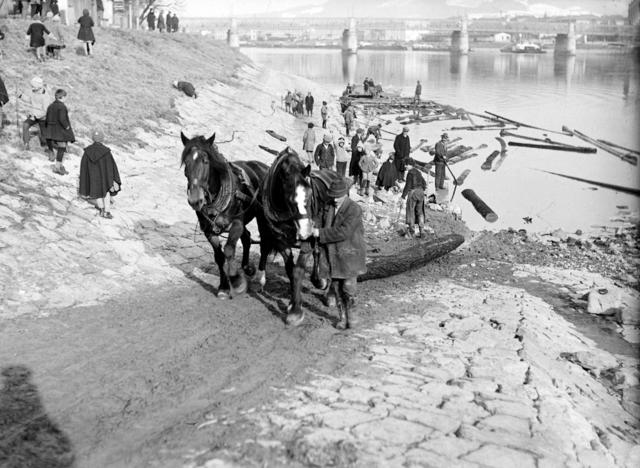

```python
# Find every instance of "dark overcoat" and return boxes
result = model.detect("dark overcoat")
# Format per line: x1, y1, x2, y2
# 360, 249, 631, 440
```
27, 22, 49, 48
393, 133, 411, 160
77, 15, 95, 42
0, 76, 8, 107
318, 198, 367, 279
314, 143, 335, 169
79, 142, 121, 199
402, 168, 426, 198
44, 100, 75, 143
376, 160, 399, 190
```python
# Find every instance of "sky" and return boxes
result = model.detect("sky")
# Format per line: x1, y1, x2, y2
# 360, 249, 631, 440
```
181, 0, 630, 18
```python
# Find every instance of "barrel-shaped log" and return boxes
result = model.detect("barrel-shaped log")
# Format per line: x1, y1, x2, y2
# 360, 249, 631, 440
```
481, 150, 500, 170
462, 189, 498, 222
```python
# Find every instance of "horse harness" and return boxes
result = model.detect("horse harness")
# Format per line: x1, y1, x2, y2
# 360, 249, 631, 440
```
199, 163, 261, 235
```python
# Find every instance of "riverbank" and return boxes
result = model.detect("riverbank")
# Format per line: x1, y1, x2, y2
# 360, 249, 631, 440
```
1, 22, 639, 467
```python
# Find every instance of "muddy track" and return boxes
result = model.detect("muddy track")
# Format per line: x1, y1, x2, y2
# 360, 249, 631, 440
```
1, 271, 367, 467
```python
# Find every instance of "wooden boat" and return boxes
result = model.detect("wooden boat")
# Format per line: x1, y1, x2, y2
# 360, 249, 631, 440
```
500, 42, 546, 54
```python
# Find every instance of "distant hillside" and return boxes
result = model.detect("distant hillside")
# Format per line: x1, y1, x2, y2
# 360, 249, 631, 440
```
0, 19, 247, 141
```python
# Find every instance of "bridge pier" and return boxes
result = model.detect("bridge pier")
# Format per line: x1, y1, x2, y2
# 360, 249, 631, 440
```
554, 22, 576, 56
228, 18, 240, 49
342, 18, 358, 54
450, 19, 469, 55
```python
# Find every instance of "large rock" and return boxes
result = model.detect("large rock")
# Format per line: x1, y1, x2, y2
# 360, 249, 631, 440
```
587, 287, 621, 315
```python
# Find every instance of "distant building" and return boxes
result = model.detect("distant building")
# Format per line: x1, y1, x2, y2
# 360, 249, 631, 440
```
493, 32, 511, 42
630, 0, 640, 26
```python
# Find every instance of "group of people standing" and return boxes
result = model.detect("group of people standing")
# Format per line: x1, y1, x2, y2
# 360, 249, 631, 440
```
146, 9, 180, 33
284, 91, 315, 118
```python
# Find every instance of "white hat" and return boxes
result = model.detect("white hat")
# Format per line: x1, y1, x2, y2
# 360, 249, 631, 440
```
52, 15, 61, 22
30, 76, 44, 89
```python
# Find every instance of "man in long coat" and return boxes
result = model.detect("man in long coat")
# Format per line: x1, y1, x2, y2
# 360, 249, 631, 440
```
401, 159, 427, 237
393, 126, 411, 181
433, 132, 449, 189
302, 122, 316, 166
314, 134, 335, 170
44, 88, 75, 174
147, 9, 156, 31
312, 177, 366, 329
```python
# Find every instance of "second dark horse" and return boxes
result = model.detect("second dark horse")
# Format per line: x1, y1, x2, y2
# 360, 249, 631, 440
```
180, 132, 269, 298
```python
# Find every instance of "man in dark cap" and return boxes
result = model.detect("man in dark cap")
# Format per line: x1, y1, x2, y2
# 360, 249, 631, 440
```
433, 132, 449, 189
401, 159, 427, 237
393, 126, 411, 181
314, 134, 335, 170
312, 177, 366, 329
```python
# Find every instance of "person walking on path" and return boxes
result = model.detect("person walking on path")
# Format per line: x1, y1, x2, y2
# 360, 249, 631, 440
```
320, 101, 328, 129
401, 159, 427, 238
358, 144, 379, 197
304, 92, 314, 117
375, 153, 400, 191
349, 127, 365, 185
26, 17, 54, 62
45, 14, 65, 60
147, 9, 156, 31
18, 76, 51, 151
44, 88, 74, 175
302, 122, 316, 166
433, 132, 449, 190
312, 177, 366, 330
172, 80, 197, 98
343, 105, 354, 136
393, 126, 411, 181
157, 11, 165, 32
77, 9, 95, 56
334, 136, 349, 177
79, 129, 121, 219
96, 0, 104, 27
414, 80, 422, 102
171, 13, 180, 33
314, 134, 335, 171
284, 91, 292, 113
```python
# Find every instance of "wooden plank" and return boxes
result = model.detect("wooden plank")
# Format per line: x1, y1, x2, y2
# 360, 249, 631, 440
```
485, 111, 571, 136
507, 141, 597, 153
539, 170, 640, 197
358, 234, 465, 282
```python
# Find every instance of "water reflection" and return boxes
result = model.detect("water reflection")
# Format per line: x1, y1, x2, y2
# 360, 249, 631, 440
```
0, 365, 75, 467
342, 51, 357, 85
554, 55, 576, 87
449, 53, 468, 77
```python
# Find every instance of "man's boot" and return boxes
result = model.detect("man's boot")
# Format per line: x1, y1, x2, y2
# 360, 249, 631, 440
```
343, 294, 357, 329
364, 180, 370, 196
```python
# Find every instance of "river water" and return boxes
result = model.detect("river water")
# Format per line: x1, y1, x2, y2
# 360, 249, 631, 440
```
243, 47, 640, 232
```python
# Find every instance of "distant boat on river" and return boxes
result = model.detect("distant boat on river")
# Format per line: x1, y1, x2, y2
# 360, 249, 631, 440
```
501, 42, 546, 54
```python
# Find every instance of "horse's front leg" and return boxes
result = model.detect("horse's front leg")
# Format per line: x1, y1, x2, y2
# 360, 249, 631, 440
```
240, 228, 256, 277
197, 212, 230, 298
285, 242, 313, 327
223, 219, 247, 297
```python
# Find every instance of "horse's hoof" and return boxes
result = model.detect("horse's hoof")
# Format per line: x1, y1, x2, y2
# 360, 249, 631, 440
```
286, 311, 305, 327
218, 290, 230, 300
243, 263, 256, 277
231, 277, 247, 297
257, 270, 267, 289
312, 277, 328, 290
324, 294, 337, 308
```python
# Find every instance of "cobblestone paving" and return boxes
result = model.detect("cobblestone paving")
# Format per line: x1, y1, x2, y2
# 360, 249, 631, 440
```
193, 279, 640, 467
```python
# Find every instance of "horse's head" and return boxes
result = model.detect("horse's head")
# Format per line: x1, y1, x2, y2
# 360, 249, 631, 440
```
273, 147, 315, 240
180, 131, 218, 211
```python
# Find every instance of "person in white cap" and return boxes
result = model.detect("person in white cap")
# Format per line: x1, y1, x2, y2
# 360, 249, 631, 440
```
333, 136, 349, 177
18, 76, 51, 151
79, 129, 121, 219
314, 133, 336, 170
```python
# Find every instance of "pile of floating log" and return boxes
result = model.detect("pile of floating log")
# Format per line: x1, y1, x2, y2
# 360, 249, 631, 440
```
562, 127, 638, 165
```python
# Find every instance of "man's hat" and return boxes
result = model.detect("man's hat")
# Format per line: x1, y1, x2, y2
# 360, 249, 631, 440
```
441, 132, 449, 140
402, 126, 410, 133
30, 76, 43, 89
356, 127, 364, 134
405, 157, 415, 166
327, 177, 350, 198
338, 136, 345, 142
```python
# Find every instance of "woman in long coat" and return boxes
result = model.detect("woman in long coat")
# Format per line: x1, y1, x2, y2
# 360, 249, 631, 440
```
77, 9, 95, 56
79, 130, 121, 219
44, 88, 75, 175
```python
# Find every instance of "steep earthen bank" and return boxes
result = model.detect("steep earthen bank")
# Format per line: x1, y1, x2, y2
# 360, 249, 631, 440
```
0, 22, 638, 467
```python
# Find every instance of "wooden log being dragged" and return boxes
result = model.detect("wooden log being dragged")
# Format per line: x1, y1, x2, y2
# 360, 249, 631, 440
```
266, 130, 287, 142
258, 144, 279, 156
562, 127, 638, 165
500, 129, 576, 147
539, 170, 640, 197
481, 150, 500, 170
358, 234, 465, 282
448, 144, 488, 165
508, 141, 597, 153
456, 169, 471, 185
462, 189, 499, 222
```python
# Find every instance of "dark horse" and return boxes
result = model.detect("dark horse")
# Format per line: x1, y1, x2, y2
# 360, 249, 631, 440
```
180, 132, 269, 298
260, 147, 345, 326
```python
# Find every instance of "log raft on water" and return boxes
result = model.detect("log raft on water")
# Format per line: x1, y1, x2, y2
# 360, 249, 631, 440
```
358, 234, 465, 282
